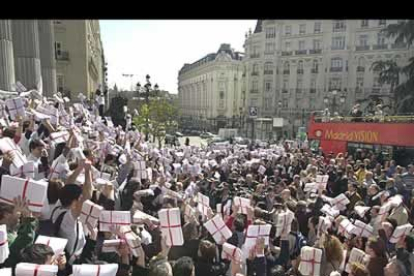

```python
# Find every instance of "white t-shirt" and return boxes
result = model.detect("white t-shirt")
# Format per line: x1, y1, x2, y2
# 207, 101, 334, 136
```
27, 154, 47, 181
52, 207, 86, 262
97, 95, 105, 106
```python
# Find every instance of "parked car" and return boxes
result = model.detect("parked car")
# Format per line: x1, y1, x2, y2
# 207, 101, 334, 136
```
200, 132, 214, 139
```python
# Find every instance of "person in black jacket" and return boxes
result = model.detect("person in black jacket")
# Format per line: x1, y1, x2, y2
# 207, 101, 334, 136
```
195, 240, 227, 276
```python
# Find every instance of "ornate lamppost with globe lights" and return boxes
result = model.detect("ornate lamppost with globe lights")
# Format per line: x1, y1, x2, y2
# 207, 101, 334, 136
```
135, 74, 159, 141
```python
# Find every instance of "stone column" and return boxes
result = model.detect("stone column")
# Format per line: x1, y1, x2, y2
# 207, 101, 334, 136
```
38, 20, 57, 97
0, 20, 15, 91
12, 20, 41, 90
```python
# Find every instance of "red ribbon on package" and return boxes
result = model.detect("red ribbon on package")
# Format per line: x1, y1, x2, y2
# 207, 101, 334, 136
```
161, 209, 181, 245
0, 178, 43, 207
301, 250, 320, 275
211, 218, 227, 240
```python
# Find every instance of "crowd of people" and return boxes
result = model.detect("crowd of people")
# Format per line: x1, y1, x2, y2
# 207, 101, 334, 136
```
0, 89, 413, 276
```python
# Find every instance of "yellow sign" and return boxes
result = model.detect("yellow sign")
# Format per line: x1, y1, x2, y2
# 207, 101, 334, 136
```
325, 130, 379, 143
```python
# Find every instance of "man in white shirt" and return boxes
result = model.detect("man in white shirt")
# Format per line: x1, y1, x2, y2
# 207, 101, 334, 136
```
51, 160, 93, 265
27, 139, 49, 180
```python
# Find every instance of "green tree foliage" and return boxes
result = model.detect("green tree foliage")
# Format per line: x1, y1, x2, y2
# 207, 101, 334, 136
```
133, 99, 178, 147
371, 20, 414, 114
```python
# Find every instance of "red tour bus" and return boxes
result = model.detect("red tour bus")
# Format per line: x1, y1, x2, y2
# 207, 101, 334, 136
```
307, 114, 414, 165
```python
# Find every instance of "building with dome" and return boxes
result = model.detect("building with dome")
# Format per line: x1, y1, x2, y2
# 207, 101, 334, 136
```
178, 44, 245, 132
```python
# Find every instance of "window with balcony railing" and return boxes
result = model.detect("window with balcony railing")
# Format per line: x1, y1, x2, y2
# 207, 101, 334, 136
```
297, 69, 304, 74
357, 66, 365, 72
309, 49, 322, 54
373, 44, 388, 50
356, 45, 370, 51
333, 20, 346, 32
392, 43, 407, 49
310, 88, 316, 93
250, 89, 259, 93
250, 53, 260, 58
311, 68, 318, 74
281, 51, 292, 56
283, 69, 290, 74
264, 70, 273, 75
330, 67, 342, 72
295, 50, 307, 55
361, 20, 369, 28
296, 88, 302, 93
282, 89, 289, 94
56, 51, 70, 61
251, 71, 259, 76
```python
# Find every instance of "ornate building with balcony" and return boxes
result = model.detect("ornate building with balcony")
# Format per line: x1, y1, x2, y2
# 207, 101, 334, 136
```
242, 19, 412, 139
53, 20, 106, 100
178, 44, 244, 132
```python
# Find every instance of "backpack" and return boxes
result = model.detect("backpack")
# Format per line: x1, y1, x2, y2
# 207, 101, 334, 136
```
292, 231, 307, 258
37, 207, 67, 237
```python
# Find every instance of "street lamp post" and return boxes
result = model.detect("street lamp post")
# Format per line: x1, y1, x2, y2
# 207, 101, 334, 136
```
136, 74, 159, 141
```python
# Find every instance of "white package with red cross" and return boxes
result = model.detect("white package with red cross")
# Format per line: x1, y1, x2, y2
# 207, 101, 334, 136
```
345, 248, 367, 273
35, 235, 68, 257
204, 215, 232, 245
389, 223, 413, 243
158, 208, 184, 246
101, 239, 125, 253
233, 196, 250, 215
354, 206, 371, 218
119, 226, 142, 257
49, 130, 70, 145
316, 175, 329, 190
72, 264, 119, 276
135, 160, 147, 180
0, 175, 47, 213
48, 158, 69, 180
15, 263, 58, 276
0, 225, 9, 264
9, 161, 35, 179
352, 220, 374, 238
197, 193, 210, 217
298, 246, 323, 276
99, 211, 131, 232
79, 200, 104, 230
244, 224, 272, 249
331, 193, 350, 211
258, 165, 266, 175
0, 137, 27, 169
5, 97, 26, 120
133, 209, 160, 227
338, 218, 356, 239
275, 210, 294, 237
317, 216, 332, 234
221, 242, 242, 263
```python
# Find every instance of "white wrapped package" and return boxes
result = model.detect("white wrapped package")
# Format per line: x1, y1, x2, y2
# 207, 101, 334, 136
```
133, 210, 160, 227
354, 206, 371, 218
244, 224, 272, 248
99, 211, 131, 232
316, 175, 329, 190
0, 268, 11, 276
135, 161, 147, 180
0, 225, 9, 264
158, 208, 184, 246
389, 223, 413, 243
352, 220, 374, 238
258, 165, 266, 175
119, 226, 142, 257
49, 158, 69, 180
298, 246, 323, 276
161, 187, 183, 201
331, 193, 350, 211
197, 193, 210, 217
0, 137, 27, 168
345, 248, 366, 273
80, 200, 104, 229
317, 216, 332, 234
35, 235, 68, 256
101, 239, 125, 253
378, 201, 393, 220
15, 263, 58, 276
49, 131, 70, 145
0, 175, 47, 213
72, 264, 118, 276
184, 204, 196, 222
9, 161, 35, 179
233, 196, 250, 215
222, 242, 242, 263
5, 97, 26, 120
184, 182, 197, 199
275, 210, 294, 237
204, 215, 232, 245
338, 218, 356, 238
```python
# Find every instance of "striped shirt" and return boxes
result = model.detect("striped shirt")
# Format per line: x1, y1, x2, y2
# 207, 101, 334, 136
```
402, 172, 414, 190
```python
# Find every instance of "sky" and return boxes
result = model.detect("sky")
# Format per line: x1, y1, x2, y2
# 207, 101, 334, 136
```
100, 20, 257, 94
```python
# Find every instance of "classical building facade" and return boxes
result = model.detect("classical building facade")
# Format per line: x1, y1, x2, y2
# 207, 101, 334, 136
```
0, 20, 57, 96
54, 20, 106, 101
178, 44, 244, 132
243, 19, 412, 139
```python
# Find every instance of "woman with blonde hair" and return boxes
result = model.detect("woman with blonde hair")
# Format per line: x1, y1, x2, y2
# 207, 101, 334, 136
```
349, 262, 370, 276
322, 234, 345, 275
